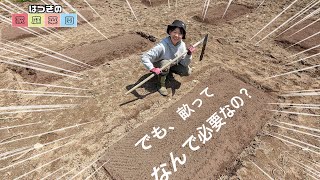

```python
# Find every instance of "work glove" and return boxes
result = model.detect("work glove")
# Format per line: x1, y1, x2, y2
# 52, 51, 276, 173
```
150, 67, 161, 75
187, 45, 196, 55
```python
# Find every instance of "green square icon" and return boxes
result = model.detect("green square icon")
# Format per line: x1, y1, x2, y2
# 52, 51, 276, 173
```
28, 14, 44, 27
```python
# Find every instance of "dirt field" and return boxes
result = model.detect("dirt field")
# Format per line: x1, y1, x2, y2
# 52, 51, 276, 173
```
0, 0, 319, 179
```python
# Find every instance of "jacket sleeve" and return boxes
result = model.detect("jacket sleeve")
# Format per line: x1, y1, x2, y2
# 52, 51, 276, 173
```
179, 45, 192, 67
141, 43, 164, 70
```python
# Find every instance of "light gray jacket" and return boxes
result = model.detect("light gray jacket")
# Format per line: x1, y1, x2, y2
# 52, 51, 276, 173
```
141, 36, 192, 70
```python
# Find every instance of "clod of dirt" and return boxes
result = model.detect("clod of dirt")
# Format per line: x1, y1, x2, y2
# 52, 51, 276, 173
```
39, 132, 59, 144
216, 38, 229, 45
34, 143, 44, 149
78, 10, 97, 24
193, 4, 253, 25
136, 31, 157, 42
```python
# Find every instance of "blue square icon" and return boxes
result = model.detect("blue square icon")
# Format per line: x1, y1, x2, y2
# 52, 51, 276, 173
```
60, 13, 77, 27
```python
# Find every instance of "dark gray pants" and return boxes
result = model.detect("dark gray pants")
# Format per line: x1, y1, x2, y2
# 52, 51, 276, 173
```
153, 59, 192, 76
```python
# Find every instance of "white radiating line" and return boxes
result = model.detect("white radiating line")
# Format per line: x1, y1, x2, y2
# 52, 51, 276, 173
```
0, 15, 50, 41
0, 135, 73, 161
276, 105, 320, 110
291, 159, 320, 178
290, 44, 320, 58
56, 167, 77, 180
283, 106, 320, 110
0, 3, 16, 14
203, 0, 211, 21
61, 0, 111, 42
266, 64, 320, 79
40, 165, 65, 180
40, 0, 48, 5
222, 0, 234, 18
287, 31, 320, 49
0, 42, 27, 52
3, 0, 64, 40
0, 89, 78, 95
282, 92, 320, 96
270, 123, 320, 139
277, 6, 320, 38
276, 132, 320, 151
250, 0, 299, 40
0, 117, 15, 120
47, 0, 69, 13
83, 0, 104, 20
248, 160, 274, 180
125, 0, 140, 24
69, 158, 101, 179
7, 41, 85, 68
0, 141, 73, 171
0, 47, 46, 63
276, 121, 320, 133
268, 103, 320, 107
21, 94, 92, 98
202, 0, 208, 17
283, 89, 320, 93
0, 59, 82, 80
84, 160, 110, 180
291, 157, 320, 176
0, 121, 42, 131
14, 154, 67, 180
0, 2, 16, 12
279, 0, 319, 28
0, 104, 76, 111
257, 0, 266, 8
289, 17, 320, 37
0, 146, 29, 160
306, 172, 319, 180
17, 27, 51, 41
168, 0, 170, 8
48, 0, 89, 33
4, 0, 28, 14
266, 133, 320, 155
0, 108, 71, 115
0, 54, 82, 75
19, 82, 90, 91
23, 40, 93, 68
255, 1, 320, 44
0, 120, 98, 146
268, 109, 320, 117
286, 0, 319, 24
3, 0, 65, 40
286, 51, 320, 65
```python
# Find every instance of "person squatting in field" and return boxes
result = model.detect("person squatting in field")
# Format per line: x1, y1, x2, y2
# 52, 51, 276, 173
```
141, 20, 196, 96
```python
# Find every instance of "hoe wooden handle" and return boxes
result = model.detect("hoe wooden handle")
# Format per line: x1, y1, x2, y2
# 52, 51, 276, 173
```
125, 35, 208, 95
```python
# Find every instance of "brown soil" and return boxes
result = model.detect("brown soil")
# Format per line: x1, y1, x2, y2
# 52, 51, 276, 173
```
276, 19, 320, 54
141, 0, 166, 7
0, 0, 319, 179
7, 32, 155, 83
100, 69, 275, 179
0, 10, 96, 41
193, 3, 254, 25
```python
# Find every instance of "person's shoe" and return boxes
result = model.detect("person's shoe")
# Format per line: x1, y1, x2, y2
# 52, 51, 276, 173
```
158, 86, 168, 96
158, 75, 168, 96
